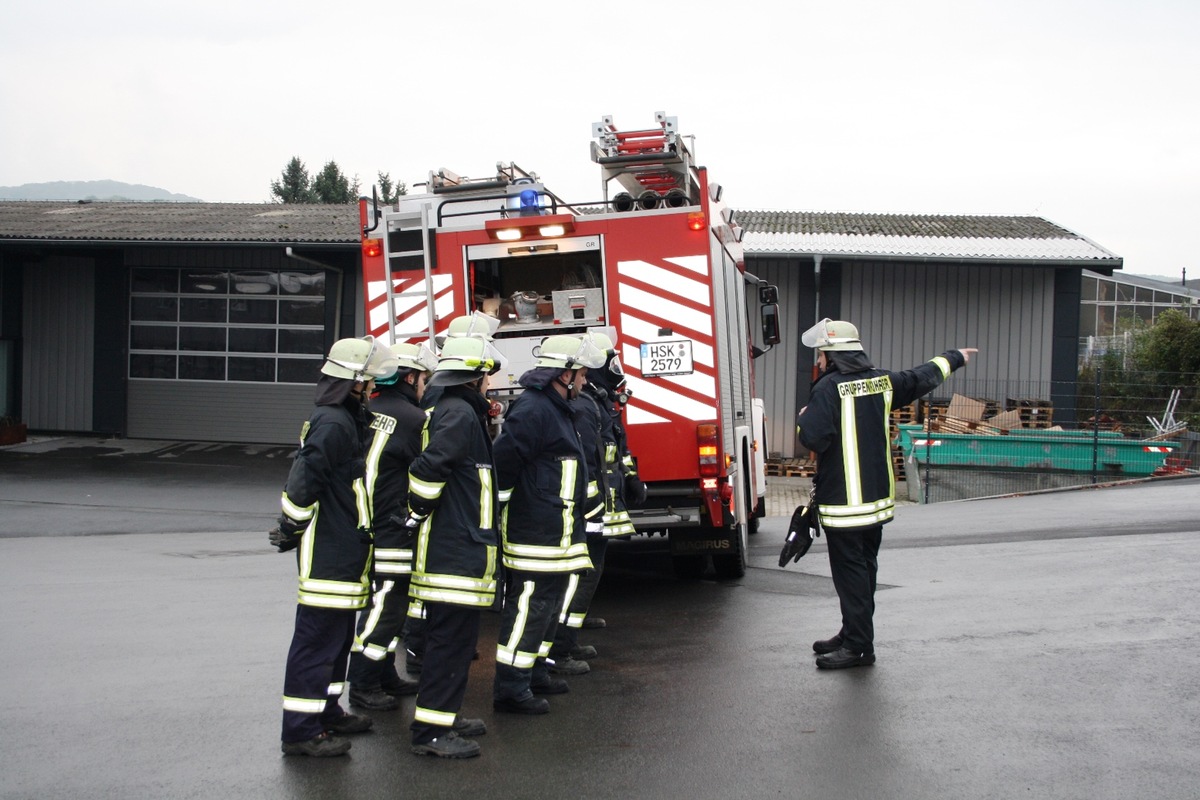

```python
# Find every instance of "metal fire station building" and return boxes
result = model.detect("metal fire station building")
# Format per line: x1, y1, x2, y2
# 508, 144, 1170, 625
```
0, 201, 1125, 452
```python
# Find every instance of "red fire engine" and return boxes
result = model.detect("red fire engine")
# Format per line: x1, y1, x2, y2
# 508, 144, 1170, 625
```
358, 112, 781, 578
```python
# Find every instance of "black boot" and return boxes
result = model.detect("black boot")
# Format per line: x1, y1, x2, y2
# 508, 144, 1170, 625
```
812, 633, 844, 654
349, 684, 400, 711
815, 646, 875, 670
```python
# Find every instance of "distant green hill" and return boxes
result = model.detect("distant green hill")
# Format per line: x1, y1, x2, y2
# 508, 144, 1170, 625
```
0, 180, 202, 202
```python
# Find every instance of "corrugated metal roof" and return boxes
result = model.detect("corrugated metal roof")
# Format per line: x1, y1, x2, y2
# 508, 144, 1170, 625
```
0, 201, 1121, 264
736, 210, 1120, 262
0, 201, 358, 244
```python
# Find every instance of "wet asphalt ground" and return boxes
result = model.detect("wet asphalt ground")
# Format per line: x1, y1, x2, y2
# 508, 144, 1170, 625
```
1, 437, 1199, 799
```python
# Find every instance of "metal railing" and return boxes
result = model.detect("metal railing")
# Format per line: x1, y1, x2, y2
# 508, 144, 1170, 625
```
896, 372, 1199, 503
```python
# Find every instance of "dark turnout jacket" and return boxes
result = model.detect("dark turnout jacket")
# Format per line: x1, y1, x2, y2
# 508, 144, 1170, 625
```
798, 350, 966, 531
494, 378, 592, 573
281, 390, 373, 609
364, 381, 427, 578
407, 386, 498, 608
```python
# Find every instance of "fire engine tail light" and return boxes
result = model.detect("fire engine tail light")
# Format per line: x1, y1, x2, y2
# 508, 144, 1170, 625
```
687, 212, 706, 231
362, 238, 383, 258
697, 423, 719, 477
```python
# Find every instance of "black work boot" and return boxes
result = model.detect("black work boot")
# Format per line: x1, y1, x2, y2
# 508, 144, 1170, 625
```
323, 711, 373, 734
349, 685, 399, 711
411, 730, 480, 758
453, 715, 487, 736
546, 655, 590, 675
569, 644, 597, 660
281, 731, 351, 757
493, 695, 550, 715
581, 616, 606, 629
815, 646, 876, 670
531, 676, 569, 695
812, 633, 844, 654
381, 671, 419, 697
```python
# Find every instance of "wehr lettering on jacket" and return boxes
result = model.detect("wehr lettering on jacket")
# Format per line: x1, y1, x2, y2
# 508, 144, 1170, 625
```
370, 413, 397, 435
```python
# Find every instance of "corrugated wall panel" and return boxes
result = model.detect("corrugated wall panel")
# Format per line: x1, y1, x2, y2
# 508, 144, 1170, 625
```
22, 257, 94, 431
842, 262, 1054, 389
128, 381, 315, 444
751, 258, 1058, 457
751, 258, 804, 458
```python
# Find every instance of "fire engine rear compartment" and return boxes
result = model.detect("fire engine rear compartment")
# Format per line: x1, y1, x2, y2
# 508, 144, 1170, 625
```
465, 237, 605, 335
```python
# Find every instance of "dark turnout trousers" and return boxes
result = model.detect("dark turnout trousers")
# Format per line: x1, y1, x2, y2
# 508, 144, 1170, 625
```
825, 525, 883, 655
494, 571, 568, 701
348, 574, 411, 687
281, 604, 357, 743
410, 602, 481, 746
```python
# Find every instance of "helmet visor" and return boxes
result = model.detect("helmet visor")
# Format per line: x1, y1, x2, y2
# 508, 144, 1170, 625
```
801, 318, 834, 349
361, 336, 400, 379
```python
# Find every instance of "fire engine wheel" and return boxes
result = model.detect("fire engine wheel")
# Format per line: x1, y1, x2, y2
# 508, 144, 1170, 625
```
747, 473, 761, 535
672, 555, 707, 580
712, 521, 748, 580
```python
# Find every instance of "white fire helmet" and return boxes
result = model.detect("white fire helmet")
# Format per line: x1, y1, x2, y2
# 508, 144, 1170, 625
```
376, 342, 438, 386
321, 335, 399, 381
392, 342, 439, 374
800, 318, 863, 352
429, 335, 507, 386
434, 312, 500, 349
533, 334, 607, 370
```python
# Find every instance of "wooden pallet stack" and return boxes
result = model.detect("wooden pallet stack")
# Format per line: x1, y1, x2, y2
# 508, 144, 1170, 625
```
1006, 397, 1054, 429
765, 457, 815, 477
923, 393, 1059, 436
890, 402, 919, 426
892, 444, 907, 481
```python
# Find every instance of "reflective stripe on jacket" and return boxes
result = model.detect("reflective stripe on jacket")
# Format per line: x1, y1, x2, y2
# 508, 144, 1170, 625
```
798, 352, 964, 531
408, 387, 498, 608
281, 400, 373, 609
494, 386, 592, 573
364, 382, 426, 576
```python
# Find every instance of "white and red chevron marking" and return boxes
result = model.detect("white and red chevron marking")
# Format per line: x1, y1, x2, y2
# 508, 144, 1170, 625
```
615, 256, 717, 424
366, 275, 455, 344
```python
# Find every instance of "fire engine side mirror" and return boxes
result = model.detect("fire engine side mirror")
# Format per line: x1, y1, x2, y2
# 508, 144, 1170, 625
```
761, 303, 781, 347
759, 283, 778, 305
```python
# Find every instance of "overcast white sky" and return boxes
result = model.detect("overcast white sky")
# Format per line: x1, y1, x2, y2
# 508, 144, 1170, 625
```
2, 0, 1195, 277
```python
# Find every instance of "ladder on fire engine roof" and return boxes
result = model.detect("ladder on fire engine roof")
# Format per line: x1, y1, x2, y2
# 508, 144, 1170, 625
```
590, 111, 697, 204
382, 202, 438, 346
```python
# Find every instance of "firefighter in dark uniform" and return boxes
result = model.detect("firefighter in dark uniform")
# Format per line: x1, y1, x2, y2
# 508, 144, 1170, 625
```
592, 350, 646, 631
272, 335, 399, 757
550, 330, 635, 661
346, 342, 438, 710
403, 313, 500, 677
797, 318, 976, 669
492, 334, 605, 714
406, 334, 504, 758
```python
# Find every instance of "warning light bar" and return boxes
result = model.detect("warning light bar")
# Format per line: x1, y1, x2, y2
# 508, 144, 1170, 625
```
486, 214, 576, 243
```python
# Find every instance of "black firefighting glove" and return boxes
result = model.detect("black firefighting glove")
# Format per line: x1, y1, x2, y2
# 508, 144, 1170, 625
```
389, 514, 420, 547
624, 474, 647, 508
401, 502, 431, 532
778, 502, 819, 567
270, 515, 305, 552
